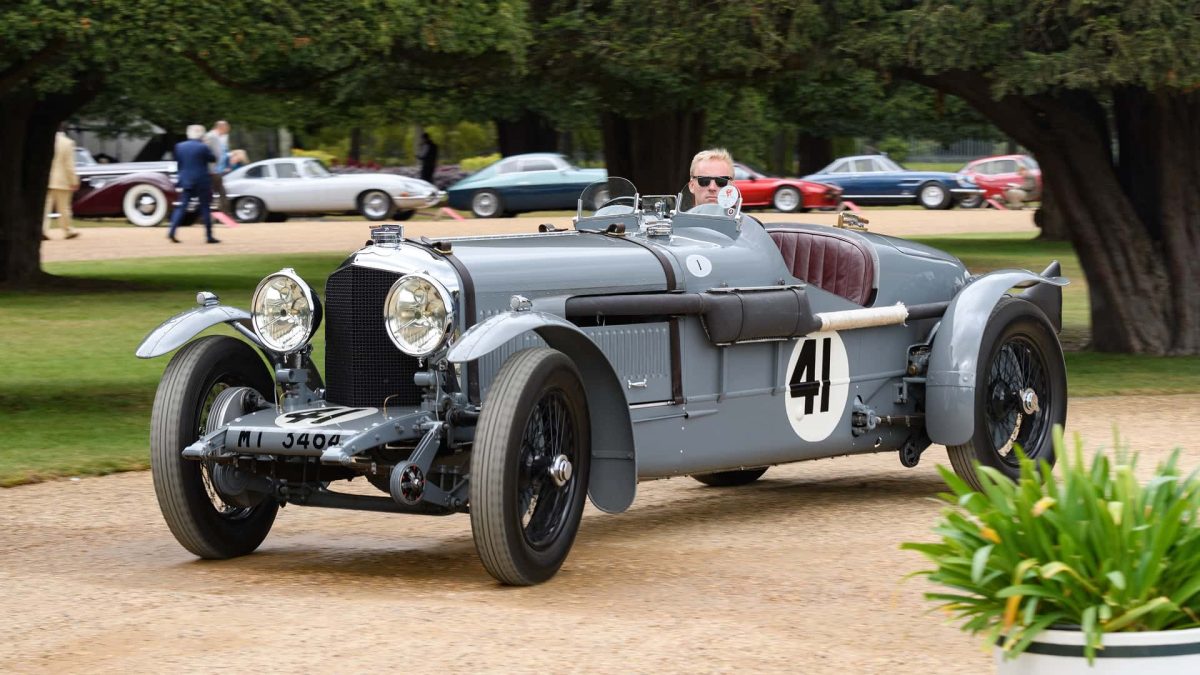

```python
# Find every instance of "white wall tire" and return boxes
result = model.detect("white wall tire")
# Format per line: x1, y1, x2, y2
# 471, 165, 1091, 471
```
122, 184, 169, 227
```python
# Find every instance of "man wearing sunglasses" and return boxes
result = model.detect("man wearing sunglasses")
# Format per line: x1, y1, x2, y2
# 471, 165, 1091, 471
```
688, 148, 735, 208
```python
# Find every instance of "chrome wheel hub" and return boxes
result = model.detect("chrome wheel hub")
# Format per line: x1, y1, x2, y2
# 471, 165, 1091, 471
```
549, 454, 573, 487
1020, 388, 1039, 415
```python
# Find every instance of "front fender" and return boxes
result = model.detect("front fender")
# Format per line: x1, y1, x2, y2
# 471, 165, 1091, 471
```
925, 267, 1068, 446
449, 311, 637, 514
136, 304, 260, 358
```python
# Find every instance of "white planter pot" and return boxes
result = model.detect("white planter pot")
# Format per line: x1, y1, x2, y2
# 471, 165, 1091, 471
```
995, 625, 1200, 674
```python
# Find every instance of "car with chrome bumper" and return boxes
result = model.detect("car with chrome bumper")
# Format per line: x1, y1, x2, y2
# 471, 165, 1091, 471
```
223, 158, 445, 223
72, 147, 180, 227
138, 177, 1067, 585
803, 154, 983, 209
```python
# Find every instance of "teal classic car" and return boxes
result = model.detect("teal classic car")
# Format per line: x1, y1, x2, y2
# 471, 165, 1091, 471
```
446, 152, 606, 217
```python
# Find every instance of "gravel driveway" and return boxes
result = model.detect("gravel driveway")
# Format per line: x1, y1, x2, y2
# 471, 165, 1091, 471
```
1, 394, 1195, 673
42, 209, 1038, 263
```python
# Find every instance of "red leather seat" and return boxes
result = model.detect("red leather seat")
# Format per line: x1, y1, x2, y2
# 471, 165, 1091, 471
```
767, 227, 876, 306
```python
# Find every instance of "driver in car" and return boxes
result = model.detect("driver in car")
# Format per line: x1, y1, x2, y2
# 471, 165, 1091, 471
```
687, 148, 735, 207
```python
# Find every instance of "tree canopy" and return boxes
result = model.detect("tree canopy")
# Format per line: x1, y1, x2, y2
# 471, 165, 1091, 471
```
2, 0, 1197, 353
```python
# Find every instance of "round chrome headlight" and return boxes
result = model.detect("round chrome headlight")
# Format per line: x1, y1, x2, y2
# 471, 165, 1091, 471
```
384, 273, 454, 356
251, 268, 321, 353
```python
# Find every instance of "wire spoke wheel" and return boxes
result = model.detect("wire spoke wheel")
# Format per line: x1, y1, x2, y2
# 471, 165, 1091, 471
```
471, 348, 590, 585
150, 336, 278, 559
948, 298, 1067, 490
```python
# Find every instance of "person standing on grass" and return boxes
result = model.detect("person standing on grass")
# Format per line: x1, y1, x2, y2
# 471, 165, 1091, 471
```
167, 125, 218, 244
43, 124, 81, 240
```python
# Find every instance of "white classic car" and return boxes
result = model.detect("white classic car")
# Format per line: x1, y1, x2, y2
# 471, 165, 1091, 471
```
224, 158, 446, 223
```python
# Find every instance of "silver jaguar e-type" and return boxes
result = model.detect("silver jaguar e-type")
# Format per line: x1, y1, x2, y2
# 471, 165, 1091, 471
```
224, 157, 445, 223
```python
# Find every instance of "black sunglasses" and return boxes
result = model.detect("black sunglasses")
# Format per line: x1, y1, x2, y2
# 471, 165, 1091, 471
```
693, 175, 732, 188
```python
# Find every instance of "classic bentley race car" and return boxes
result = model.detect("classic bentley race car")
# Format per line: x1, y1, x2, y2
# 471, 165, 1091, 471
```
137, 177, 1067, 585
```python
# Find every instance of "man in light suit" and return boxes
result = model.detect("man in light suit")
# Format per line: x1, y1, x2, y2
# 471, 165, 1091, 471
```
167, 124, 218, 244
43, 124, 81, 240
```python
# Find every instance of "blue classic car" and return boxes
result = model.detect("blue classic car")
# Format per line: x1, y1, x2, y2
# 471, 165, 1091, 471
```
447, 152, 607, 217
803, 155, 983, 209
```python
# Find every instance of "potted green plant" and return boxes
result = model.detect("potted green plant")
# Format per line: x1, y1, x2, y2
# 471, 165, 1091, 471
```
903, 427, 1200, 673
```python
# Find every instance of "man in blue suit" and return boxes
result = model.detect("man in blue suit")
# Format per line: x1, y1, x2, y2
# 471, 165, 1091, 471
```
167, 124, 219, 243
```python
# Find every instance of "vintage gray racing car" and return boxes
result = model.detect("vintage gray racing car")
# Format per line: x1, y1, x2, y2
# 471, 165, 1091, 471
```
137, 177, 1068, 585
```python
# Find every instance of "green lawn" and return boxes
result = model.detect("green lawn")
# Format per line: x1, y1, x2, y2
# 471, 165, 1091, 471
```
1, 236, 1195, 486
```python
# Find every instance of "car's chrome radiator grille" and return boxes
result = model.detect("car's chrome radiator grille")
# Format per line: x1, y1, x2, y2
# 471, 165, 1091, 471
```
324, 265, 422, 407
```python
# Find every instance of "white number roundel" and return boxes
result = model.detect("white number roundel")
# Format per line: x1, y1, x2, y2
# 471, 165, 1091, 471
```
783, 331, 850, 441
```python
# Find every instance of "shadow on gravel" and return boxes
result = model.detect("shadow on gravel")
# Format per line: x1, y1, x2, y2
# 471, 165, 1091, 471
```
164, 467, 947, 587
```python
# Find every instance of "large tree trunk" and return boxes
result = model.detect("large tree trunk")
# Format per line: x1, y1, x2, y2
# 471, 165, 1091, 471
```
0, 96, 64, 286
912, 72, 1199, 354
600, 109, 705, 196
496, 110, 558, 156
794, 133, 832, 176
0, 84, 100, 287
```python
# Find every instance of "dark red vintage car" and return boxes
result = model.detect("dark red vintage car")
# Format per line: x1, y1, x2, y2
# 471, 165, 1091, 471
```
956, 154, 1042, 209
732, 162, 842, 213
72, 148, 179, 227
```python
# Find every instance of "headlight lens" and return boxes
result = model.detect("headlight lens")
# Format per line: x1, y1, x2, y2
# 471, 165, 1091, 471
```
384, 273, 454, 356
251, 268, 321, 353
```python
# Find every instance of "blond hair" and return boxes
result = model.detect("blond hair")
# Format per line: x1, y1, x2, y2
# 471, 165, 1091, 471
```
690, 148, 734, 176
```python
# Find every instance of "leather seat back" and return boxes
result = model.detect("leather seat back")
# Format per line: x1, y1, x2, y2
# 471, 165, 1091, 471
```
767, 227, 876, 306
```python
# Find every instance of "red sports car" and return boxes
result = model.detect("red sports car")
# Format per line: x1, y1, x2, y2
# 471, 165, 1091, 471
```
956, 154, 1042, 208
733, 163, 842, 213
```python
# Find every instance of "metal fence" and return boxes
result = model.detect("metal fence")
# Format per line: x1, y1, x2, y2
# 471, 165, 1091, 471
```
853, 138, 1020, 164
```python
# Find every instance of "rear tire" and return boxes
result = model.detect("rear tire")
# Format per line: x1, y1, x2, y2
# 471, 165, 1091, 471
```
959, 194, 984, 209
692, 467, 768, 487
123, 184, 169, 227
234, 196, 265, 223
471, 348, 590, 585
359, 189, 395, 221
471, 190, 503, 218
947, 298, 1066, 491
150, 336, 278, 559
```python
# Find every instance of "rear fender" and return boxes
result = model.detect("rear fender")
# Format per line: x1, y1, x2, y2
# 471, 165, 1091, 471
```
925, 265, 1068, 446
448, 311, 636, 514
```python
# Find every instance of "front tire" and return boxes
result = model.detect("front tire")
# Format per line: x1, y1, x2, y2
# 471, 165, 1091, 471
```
692, 467, 768, 487
150, 336, 278, 559
918, 182, 952, 209
947, 298, 1067, 491
471, 190, 503, 218
772, 186, 802, 213
394, 209, 416, 221
359, 189, 395, 220
959, 194, 984, 209
123, 184, 169, 227
471, 348, 591, 585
